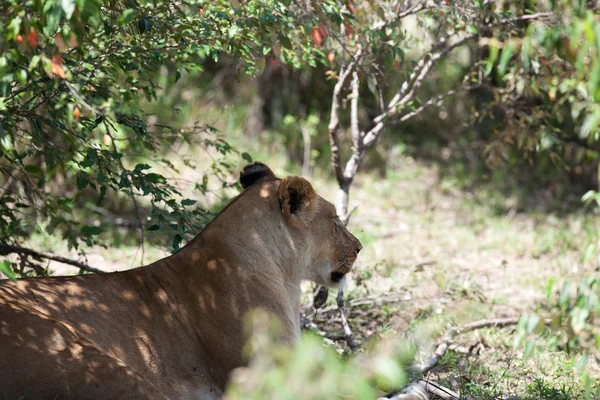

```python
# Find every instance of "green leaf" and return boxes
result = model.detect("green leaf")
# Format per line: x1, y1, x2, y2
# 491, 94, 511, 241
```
0, 260, 17, 282
61, 0, 76, 19
81, 225, 104, 236
228, 25, 240, 39
134, 163, 151, 172
485, 45, 499, 76
146, 173, 166, 184
181, 199, 197, 206
172, 234, 183, 251
523, 339, 536, 358
137, 18, 151, 34
497, 43, 515, 79
118, 9, 136, 25
77, 175, 88, 190
570, 307, 590, 333
241, 152, 253, 163
279, 34, 292, 49
526, 313, 541, 333
24, 164, 42, 174
81, 149, 97, 168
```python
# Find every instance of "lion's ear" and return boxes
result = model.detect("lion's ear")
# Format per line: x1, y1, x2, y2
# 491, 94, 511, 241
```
279, 176, 317, 224
240, 162, 277, 189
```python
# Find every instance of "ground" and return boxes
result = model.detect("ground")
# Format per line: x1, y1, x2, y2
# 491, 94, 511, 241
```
305, 156, 600, 399
22, 151, 600, 399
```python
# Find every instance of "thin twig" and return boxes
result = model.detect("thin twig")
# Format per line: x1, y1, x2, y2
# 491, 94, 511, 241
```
337, 288, 359, 353
391, 85, 482, 124
350, 63, 361, 150
384, 317, 533, 400
363, 12, 554, 150
63, 80, 105, 116
381, 378, 460, 400
373, 0, 435, 32
410, 316, 526, 375
0, 243, 104, 274
343, 205, 359, 225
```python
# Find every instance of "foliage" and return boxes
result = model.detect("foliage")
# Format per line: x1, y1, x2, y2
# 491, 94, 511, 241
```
0, 0, 338, 277
478, 1, 600, 174
225, 311, 412, 400
515, 275, 600, 398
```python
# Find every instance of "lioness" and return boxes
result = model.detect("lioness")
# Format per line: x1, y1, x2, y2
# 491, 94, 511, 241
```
0, 162, 362, 399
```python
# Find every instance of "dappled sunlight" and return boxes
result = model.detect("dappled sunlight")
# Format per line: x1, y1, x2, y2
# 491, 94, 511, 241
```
0, 163, 362, 398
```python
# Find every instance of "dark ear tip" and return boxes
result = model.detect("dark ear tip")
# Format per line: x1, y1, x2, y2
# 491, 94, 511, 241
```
240, 162, 276, 189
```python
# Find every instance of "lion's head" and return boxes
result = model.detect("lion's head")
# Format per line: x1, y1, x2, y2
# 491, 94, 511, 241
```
239, 162, 362, 288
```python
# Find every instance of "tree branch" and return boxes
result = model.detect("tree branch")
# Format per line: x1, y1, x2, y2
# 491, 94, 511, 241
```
409, 316, 530, 375
391, 84, 482, 124
337, 287, 359, 353
373, 0, 436, 32
0, 243, 105, 274
350, 68, 360, 150
328, 48, 363, 187
381, 316, 540, 400
362, 11, 554, 150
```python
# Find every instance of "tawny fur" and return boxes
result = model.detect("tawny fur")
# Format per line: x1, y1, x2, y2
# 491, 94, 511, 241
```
0, 163, 362, 399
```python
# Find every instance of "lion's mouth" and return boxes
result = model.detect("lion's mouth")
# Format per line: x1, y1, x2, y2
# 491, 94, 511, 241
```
330, 271, 346, 282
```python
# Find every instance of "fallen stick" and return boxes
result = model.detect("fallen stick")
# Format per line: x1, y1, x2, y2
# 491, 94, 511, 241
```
337, 287, 359, 353
385, 316, 531, 400
409, 317, 521, 374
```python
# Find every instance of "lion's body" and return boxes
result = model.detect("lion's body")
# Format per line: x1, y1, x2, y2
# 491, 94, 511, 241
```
0, 163, 361, 399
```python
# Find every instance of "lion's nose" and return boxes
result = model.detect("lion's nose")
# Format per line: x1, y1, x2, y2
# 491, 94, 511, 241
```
356, 244, 362, 255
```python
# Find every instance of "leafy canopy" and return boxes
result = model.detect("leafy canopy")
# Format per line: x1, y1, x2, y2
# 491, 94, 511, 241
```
0, 0, 336, 277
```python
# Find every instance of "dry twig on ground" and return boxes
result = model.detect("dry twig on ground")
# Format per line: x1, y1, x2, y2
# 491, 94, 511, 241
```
337, 288, 359, 353
383, 317, 537, 400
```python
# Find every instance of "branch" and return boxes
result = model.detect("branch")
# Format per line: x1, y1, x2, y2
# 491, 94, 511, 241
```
381, 378, 459, 400
391, 84, 482, 125
350, 68, 360, 150
381, 317, 538, 400
397, 0, 431, 19
409, 316, 528, 375
0, 243, 105, 274
63, 80, 105, 116
363, 11, 554, 150
373, 0, 436, 32
328, 48, 363, 187
337, 287, 359, 353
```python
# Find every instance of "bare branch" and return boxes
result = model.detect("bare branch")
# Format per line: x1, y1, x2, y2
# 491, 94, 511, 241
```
301, 125, 312, 177
409, 316, 535, 375
350, 68, 360, 150
378, 316, 539, 400
373, 0, 436, 32
336, 288, 359, 353
328, 48, 363, 186
363, 12, 554, 150
391, 84, 482, 124
397, 0, 431, 19
63, 80, 105, 116
0, 243, 105, 274
381, 378, 459, 400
